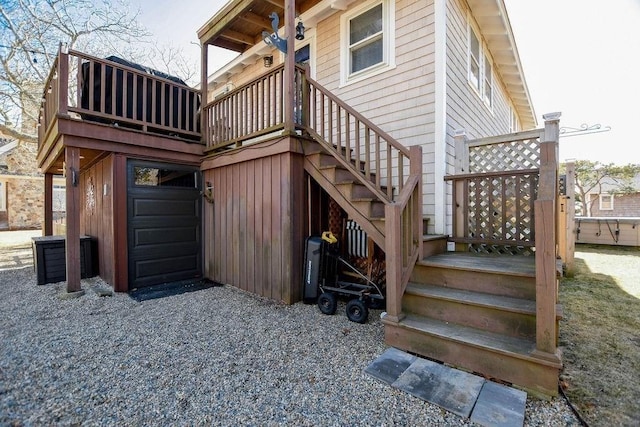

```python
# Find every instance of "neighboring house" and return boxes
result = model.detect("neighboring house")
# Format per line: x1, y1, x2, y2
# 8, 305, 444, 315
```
37, 0, 564, 396
0, 135, 64, 230
587, 174, 640, 217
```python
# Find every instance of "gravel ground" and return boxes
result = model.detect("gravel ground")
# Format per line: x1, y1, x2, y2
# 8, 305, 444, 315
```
0, 240, 580, 426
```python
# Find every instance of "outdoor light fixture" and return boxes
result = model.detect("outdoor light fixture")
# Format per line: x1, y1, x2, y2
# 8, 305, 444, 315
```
295, 21, 305, 40
202, 182, 214, 203
263, 55, 273, 68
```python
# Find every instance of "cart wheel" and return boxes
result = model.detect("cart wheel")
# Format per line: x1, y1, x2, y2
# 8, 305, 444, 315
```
346, 299, 369, 323
317, 292, 337, 315
369, 297, 385, 310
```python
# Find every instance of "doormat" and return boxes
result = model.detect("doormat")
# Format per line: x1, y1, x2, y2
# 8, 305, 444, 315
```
129, 278, 223, 302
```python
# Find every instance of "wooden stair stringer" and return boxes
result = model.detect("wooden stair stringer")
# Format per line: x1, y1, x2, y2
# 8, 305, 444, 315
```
304, 157, 385, 249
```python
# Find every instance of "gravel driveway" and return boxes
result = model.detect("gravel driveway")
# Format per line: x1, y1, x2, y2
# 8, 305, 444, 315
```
0, 238, 579, 426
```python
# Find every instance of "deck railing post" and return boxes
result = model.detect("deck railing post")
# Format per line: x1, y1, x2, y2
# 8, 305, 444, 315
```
58, 44, 69, 116
534, 112, 561, 358
410, 145, 423, 259
283, 0, 296, 134
454, 129, 468, 174
564, 161, 576, 275
384, 202, 404, 323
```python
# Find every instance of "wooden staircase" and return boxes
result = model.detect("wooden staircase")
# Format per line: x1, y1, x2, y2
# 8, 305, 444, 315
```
202, 63, 563, 398
383, 248, 562, 397
303, 144, 386, 249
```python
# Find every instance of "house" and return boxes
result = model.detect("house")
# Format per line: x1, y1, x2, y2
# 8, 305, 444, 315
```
573, 173, 640, 246
36, 0, 564, 396
0, 135, 64, 230
586, 174, 640, 217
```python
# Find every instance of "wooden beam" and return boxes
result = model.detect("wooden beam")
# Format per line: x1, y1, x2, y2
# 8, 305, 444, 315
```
264, 0, 284, 8
239, 11, 272, 30
220, 29, 255, 46
198, 0, 254, 44
65, 147, 82, 293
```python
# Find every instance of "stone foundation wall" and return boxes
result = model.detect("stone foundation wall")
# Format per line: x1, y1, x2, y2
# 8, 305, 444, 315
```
7, 178, 43, 229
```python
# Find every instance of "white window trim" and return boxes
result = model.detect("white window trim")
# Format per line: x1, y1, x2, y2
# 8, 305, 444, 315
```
599, 193, 614, 211
509, 104, 520, 132
340, 0, 396, 87
467, 16, 493, 110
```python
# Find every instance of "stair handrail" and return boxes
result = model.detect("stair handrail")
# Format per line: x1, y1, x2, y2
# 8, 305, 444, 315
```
384, 149, 423, 322
300, 66, 411, 203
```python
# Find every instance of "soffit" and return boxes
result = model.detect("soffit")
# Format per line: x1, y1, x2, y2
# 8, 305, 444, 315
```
466, 0, 537, 128
198, 0, 322, 52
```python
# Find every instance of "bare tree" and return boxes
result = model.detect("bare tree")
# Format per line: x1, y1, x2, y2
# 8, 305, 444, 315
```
0, 0, 197, 142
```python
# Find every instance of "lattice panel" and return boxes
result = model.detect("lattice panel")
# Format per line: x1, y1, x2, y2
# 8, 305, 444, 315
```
466, 173, 538, 255
469, 138, 540, 173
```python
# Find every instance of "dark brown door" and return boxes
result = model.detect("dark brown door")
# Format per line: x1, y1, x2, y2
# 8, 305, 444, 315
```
127, 160, 202, 289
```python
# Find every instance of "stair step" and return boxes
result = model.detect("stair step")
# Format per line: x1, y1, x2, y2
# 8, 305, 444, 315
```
411, 253, 536, 300
384, 314, 562, 396
404, 283, 537, 338
406, 283, 535, 314
420, 252, 535, 277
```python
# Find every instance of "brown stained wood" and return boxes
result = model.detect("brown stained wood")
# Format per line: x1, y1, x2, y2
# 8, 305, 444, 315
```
233, 163, 241, 287
411, 258, 536, 300
246, 161, 256, 296
534, 199, 557, 354
384, 315, 561, 396
65, 147, 81, 292
273, 154, 284, 302
113, 155, 128, 292
44, 174, 53, 236
58, 50, 68, 115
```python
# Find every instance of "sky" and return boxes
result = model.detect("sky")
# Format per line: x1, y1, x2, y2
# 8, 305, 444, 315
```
132, 0, 640, 166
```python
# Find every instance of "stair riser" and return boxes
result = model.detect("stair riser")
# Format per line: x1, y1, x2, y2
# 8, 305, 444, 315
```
336, 182, 377, 200
320, 166, 354, 183
350, 200, 385, 218
402, 293, 536, 339
306, 152, 341, 168
410, 264, 536, 300
384, 323, 560, 397
422, 238, 448, 258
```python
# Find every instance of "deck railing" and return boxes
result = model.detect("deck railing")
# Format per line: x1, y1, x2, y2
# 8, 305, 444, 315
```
203, 65, 286, 151
38, 47, 201, 148
446, 128, 546, 254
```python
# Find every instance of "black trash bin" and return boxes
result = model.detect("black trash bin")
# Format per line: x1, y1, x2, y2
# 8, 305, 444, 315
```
32, 235, 97, 285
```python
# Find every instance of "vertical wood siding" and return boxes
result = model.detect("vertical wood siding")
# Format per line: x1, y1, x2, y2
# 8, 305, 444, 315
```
203, 146, 305, 304
80, 155, 115, 286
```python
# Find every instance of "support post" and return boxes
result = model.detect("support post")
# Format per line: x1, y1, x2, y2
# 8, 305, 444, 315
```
410, 146, 423, 260
201, 43, 209, 145
283, 0, 296, 134
44, 173, 53, 236
65, 147, 82, 293
534, 112, 561, 357
564, 160, 576, 275
384, 203, 404, 323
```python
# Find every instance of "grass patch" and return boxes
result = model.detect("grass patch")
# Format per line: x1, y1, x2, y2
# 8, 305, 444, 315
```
560, 244, 640, 426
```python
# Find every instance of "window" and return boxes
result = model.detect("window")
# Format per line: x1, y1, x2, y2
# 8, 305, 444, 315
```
341, 0, 395, 85
133, 166, 197, 188
468, 22, 493, 108
599, 194, 614, 211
